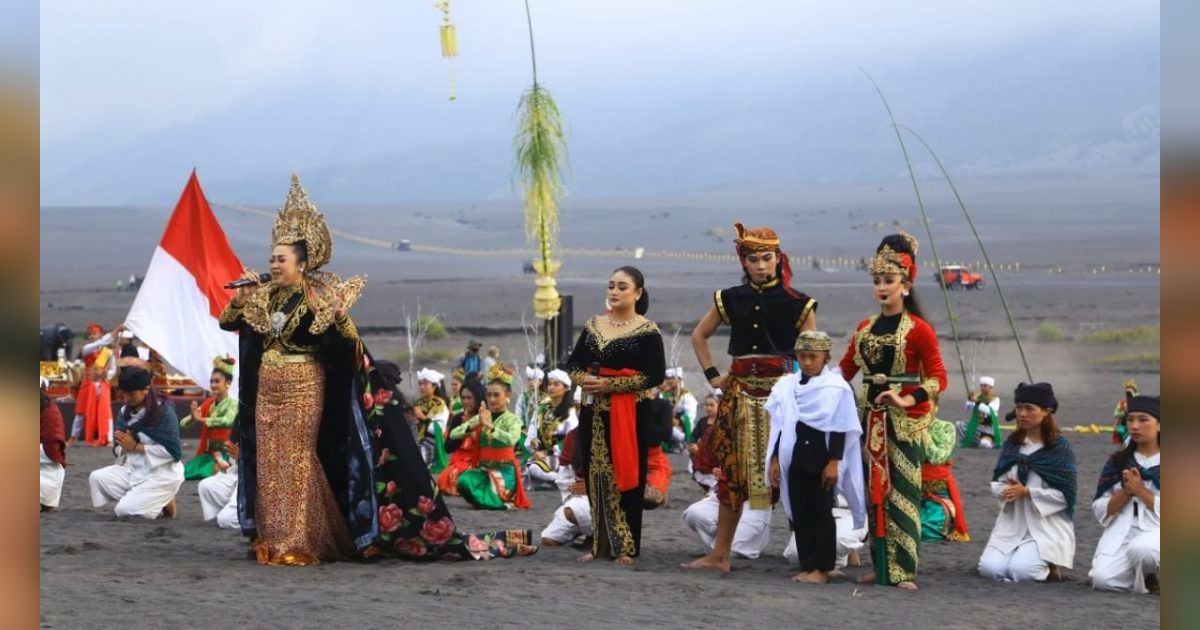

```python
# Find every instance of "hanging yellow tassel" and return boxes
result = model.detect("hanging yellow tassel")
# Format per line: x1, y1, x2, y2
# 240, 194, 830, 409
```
440, 21, 457, 57
435, 1, 457, 100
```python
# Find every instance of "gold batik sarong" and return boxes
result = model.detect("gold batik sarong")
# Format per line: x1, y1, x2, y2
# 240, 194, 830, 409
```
709, 356, 792, 510
253, 354, 355, 565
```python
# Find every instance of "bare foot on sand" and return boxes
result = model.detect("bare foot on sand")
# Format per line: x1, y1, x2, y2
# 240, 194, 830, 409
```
577, 553, 595, 563
161, 498, 177, 519
897, 581, 918, 591
828, 569, 846, 579
681, 554, 731, 572
847, 550, 862, 567
792, 571, 827, 584
615, 556, 634, 566
1046, 565, 1064, 582
541, 538, 562, 546
858, 571, 876, 584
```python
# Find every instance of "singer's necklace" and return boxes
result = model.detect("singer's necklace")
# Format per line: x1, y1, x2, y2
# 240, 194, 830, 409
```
607, 313, 639, 328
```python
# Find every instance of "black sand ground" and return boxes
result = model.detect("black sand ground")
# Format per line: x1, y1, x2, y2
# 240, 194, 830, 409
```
40, 177, 1159, 627
41, 433, 1158, 629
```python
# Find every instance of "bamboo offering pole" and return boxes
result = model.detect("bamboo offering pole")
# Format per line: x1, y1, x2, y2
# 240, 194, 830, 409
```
515, 0, 568, 320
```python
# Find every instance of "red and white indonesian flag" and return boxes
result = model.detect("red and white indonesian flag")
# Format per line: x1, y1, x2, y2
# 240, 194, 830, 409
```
126, 171, 243, 396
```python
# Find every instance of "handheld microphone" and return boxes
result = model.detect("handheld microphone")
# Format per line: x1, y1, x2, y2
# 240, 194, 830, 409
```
225, 272, 272, 289
584, 362, 601, 405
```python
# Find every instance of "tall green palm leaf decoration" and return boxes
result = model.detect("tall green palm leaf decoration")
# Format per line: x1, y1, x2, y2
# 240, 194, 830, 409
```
515, 0, 567, 319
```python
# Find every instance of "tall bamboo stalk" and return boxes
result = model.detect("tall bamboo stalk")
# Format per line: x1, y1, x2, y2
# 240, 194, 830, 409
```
899, 124, 1033, 382
861, 68, 971, 397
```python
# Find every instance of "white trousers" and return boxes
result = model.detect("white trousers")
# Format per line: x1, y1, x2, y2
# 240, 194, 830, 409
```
527, 462, 559, 484
197, 472, 238, 522
1090, 531, 1159, 593
680, 494, 772, 559
89, 462, 184, 519
40, 447, 65, 508
979, 539, 1049, 582
782, 507, 866, 569
540, 495, 591, 543
215, 495, 240, 530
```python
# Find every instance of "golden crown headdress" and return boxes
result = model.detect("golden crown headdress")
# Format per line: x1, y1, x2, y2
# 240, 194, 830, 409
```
869, 245, 913, 279
239, 173, 367, 337
869, 231, 920, 280
273, 173, 332, 271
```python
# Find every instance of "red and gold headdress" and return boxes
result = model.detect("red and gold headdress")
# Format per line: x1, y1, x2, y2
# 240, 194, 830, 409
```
86, 322, 104, 335
870, 232, 920, 281
732, 222, 800, 298
732, 222, 780, 256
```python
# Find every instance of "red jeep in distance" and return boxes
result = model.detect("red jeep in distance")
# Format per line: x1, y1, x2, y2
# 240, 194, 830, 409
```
937, 264, 984, 290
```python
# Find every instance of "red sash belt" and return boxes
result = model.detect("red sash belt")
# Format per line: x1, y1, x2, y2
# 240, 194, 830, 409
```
729, 356, 792, 378
600, 367, 640, 492
922, 462, 969, 537
478, 445, 531, 509
197, 427, 232, 456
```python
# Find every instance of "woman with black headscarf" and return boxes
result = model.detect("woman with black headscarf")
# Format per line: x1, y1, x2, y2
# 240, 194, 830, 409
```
1090, 394, 1160, 593
88, 367, 184, 519
979, 382, 1077, 583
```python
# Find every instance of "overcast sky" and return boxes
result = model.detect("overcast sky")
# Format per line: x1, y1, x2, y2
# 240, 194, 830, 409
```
40, 1, 1160, 205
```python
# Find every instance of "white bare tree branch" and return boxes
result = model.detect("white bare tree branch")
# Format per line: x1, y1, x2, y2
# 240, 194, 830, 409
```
403, 299, 443, 396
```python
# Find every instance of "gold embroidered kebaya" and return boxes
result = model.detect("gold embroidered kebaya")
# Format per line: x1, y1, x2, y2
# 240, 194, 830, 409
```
233, 174, 366, 338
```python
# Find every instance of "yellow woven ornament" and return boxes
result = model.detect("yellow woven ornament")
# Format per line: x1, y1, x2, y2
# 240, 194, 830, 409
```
435, 1, 457, 100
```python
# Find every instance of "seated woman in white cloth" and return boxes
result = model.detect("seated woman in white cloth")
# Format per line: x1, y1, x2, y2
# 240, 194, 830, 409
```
1090, 395, 1159, 593
89, 367, 185, 519
197, 440, 241, 529
681, 419, 771, 559
979, 382, 1077, 582
540, 427, 593, 547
